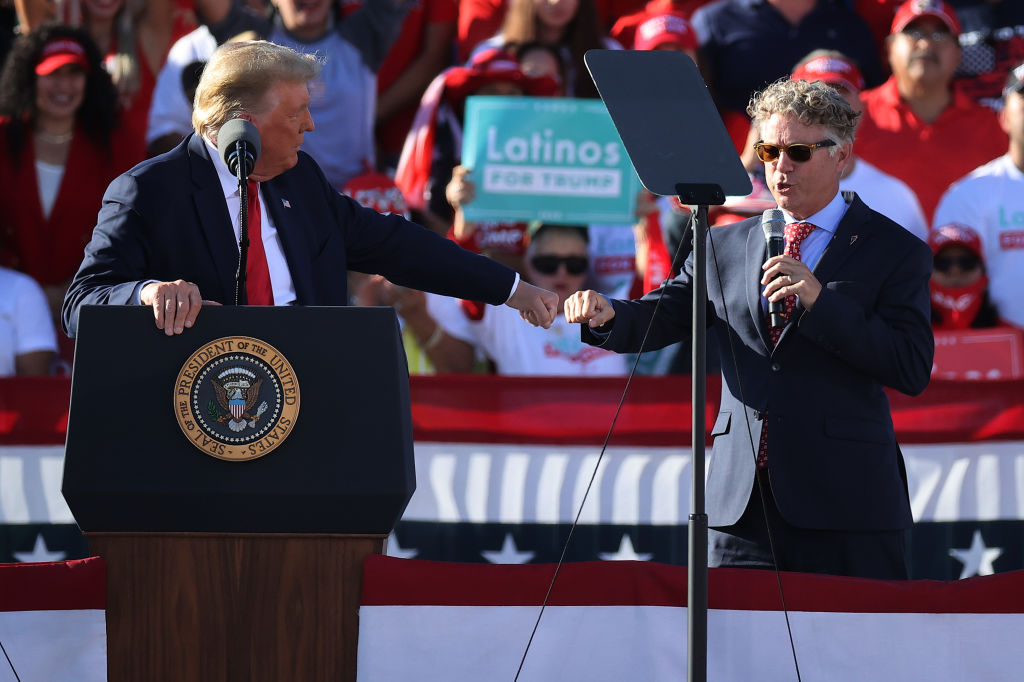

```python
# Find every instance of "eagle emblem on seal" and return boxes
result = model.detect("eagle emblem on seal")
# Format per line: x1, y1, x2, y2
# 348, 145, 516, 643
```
212, 368, 269, 432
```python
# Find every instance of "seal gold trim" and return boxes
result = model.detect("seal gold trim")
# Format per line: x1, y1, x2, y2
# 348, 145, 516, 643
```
174, 336, 300, 461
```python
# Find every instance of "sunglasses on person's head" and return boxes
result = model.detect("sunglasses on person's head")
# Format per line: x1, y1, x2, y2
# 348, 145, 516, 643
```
934, 254, 981, 272
753, 139, 836, 163
530, 254, 589, 275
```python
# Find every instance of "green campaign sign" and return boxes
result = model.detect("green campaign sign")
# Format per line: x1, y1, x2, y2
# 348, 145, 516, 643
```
461, 96, 639, 225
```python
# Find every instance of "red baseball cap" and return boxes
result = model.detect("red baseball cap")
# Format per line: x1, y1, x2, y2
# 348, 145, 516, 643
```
929, 223, 983, 259
35, 37, 90, 76
890, 0, 961, 38
633, 13, 698, 52
791, 54, 865, 94
444, 48, 559, 112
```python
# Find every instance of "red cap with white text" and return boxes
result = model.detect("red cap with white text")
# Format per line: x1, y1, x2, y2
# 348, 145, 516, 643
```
791, 54, 865, 94
35, 37, 90, 76
890, 0, 961, 37
633, 13, 698, 52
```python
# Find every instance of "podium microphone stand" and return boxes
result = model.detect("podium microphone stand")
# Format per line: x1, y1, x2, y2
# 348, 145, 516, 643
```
585, 50, 751, 682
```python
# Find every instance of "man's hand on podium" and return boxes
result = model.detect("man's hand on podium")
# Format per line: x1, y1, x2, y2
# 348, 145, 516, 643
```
506, 280, 558, 329
140, 280, 220, 336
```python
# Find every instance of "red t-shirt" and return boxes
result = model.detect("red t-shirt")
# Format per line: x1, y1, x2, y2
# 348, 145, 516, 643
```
855, 77, 1008, 222
0, 119, 144, 286
457, 0, 506, 63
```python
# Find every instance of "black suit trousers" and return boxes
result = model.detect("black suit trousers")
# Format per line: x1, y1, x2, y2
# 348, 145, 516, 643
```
708, 470, 909, 580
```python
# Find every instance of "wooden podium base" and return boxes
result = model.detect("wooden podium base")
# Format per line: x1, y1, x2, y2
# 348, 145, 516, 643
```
89, 532, 385, 682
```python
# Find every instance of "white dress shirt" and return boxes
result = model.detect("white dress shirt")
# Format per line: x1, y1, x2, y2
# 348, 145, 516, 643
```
760, 190, 850, 313
207, 138, 297, 305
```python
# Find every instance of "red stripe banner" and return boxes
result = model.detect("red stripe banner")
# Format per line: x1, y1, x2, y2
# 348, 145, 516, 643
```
3, 376, 1023, 447
361, 555, 1024, 613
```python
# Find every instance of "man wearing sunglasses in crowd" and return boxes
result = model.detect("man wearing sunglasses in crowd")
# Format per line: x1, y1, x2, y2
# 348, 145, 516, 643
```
427, 223, 627, 376
565, 78, 934, 580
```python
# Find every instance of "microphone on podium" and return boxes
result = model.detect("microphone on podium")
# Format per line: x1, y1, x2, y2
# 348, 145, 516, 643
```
219, 119, 261, 180
761, 208, 786, 329
219, 119, 262, 305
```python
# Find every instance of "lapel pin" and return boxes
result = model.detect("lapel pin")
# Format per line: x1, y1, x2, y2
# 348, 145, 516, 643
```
849, 235, 858, 246
281, 198, 291, 208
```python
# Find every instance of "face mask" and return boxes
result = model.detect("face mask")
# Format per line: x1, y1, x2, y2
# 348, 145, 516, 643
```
930, 275, 989, 330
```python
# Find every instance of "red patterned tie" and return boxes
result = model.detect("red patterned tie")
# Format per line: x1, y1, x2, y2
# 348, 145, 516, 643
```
246, 181, 273, 305
758, 221, 815, 469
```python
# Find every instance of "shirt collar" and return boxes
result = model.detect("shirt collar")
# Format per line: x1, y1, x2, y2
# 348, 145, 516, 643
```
779, 190, 846, 234
880, 74, 975, 116
876, 76, 902, 107
204, 136, 252, 199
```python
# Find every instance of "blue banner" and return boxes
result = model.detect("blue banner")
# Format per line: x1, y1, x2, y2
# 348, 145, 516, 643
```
461, 96, 640, 225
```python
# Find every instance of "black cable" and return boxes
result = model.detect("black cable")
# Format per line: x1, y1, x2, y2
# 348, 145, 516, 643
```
513, 216, 686, 682
0, 637, 22, 682
513, 207, 803, 682
511, 296, 655, 682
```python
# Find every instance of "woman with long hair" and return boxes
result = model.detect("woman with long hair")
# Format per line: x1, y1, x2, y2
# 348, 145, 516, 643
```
0, 22, 143, 317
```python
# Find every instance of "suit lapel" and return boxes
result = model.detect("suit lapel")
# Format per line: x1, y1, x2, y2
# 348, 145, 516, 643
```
811, 193, 871, 285
774, 194, 872, 348
744, 220, 772, 350
187, 136, 239, 303
261, 180, 316, 305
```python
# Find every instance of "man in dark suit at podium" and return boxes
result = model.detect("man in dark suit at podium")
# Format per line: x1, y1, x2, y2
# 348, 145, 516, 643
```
62, 40, 557, 337
565, 79, 934, 580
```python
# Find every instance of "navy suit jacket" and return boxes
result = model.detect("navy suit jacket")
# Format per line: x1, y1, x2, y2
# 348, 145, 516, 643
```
584, 193, 933, 531
63, 135, 516, 336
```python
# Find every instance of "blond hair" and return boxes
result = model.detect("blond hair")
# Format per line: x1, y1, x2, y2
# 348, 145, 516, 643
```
746, 78, 861, 150
191, 40, 321, 141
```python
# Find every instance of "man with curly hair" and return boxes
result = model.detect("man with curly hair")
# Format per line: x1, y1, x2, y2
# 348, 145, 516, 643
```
566, 78, 934, 579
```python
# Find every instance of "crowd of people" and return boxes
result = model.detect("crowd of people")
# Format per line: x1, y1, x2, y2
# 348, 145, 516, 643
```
1, 0, 1023, 378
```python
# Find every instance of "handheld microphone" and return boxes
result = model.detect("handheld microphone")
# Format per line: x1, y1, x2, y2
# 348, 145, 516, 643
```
761, 208, 786, 329
219, 119, 261, 180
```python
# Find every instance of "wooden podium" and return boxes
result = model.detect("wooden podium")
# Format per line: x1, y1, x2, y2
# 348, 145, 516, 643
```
62, 306, 415, 682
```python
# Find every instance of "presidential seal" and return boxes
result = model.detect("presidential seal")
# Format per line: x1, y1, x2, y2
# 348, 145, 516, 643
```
174, 336, 300, 461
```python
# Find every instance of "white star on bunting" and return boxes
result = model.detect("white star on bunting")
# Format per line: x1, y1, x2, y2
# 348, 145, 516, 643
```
481, 534, 534, 564
599, 534, 653, 562
949, 529, 1003, 579
13, 534, 66, 563
385, 532, 418, 559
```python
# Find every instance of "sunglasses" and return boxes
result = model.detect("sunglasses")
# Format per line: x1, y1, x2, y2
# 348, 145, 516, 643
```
530, 254, 589, 275
934, 254, 981, 272
754, 139, 836, 163
900, 28, 955, 44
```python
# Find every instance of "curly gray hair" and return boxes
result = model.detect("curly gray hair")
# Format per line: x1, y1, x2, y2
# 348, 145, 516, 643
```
746, 78, 861, 153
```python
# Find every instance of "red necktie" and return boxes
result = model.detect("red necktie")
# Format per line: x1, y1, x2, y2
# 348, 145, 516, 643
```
246, 181, 273, 305
758, 221, 816, 469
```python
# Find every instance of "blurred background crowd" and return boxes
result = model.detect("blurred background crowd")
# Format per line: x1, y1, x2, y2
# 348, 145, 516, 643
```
2, 0, 1023, 379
